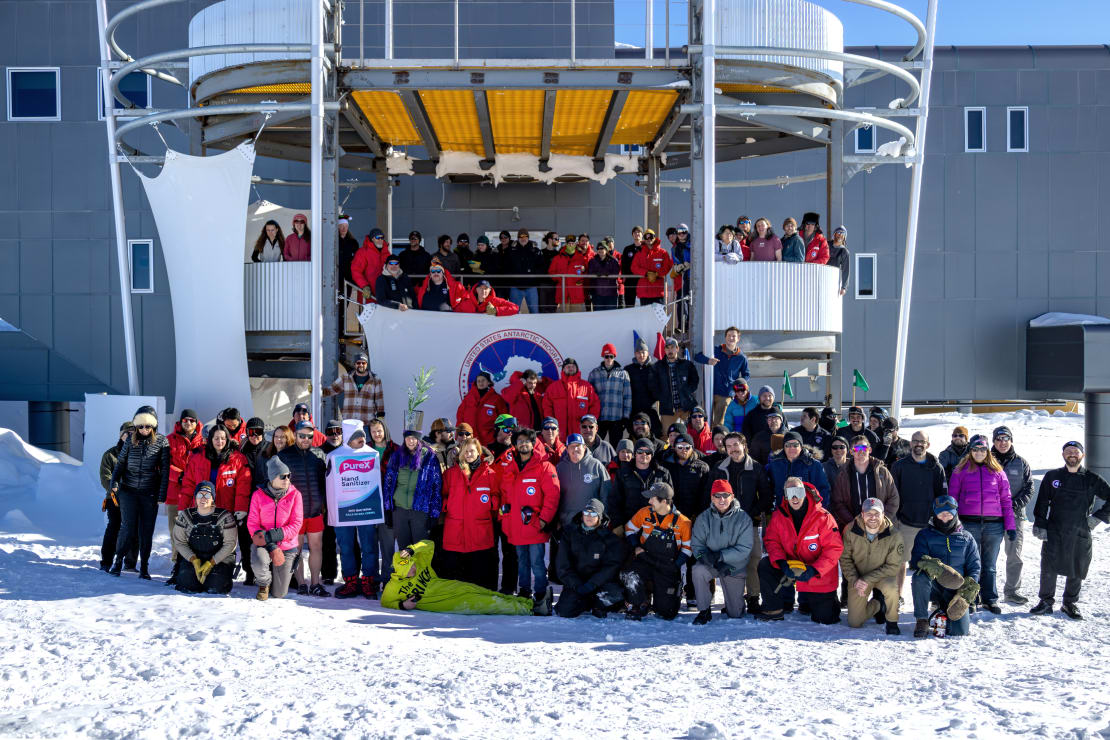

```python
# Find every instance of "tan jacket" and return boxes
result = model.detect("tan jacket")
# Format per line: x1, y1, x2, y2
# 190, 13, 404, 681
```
831, 457, 900, 528
839, 514, 905, 585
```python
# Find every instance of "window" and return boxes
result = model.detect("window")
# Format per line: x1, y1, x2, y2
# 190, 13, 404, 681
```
128, 240, 154, 293
964, 107, 986, 152
98, 69, 152, 120
855, 108, 876, 153
1007, 106, 1028, 152
7, 67, 61, 121
619, 144, 645, 156
855, 253, 876, 300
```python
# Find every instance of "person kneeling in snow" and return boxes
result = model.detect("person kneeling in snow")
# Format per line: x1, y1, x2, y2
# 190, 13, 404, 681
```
248, 457, 304, 601
555, 498, 624, 618
172, 481, 238, 594
621, 481, 693, 621
689, 479, 753, 624
755, 479, 844, 623
909, 496, 981, 638
839, 497, 904, 635
381, 540, 552, 616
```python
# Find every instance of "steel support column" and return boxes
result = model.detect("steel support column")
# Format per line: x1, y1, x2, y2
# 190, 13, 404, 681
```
645, 156, 661, 236
376, 168, 393, 247
1085, 392, 1110, 487
827, 119, 845, 411
320, 0, 341, 424
690, 0, 716, 413
309, 0, 325, 421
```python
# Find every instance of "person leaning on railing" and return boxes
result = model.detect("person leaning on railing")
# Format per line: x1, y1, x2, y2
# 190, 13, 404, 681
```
537, 232, 561, 313
548, 237, 593, 312
353, 227, 392, 301
284, 213, 310, 261
458, 280, 519, 316
399, 230, 431, 275
620, 226, 645, 307
250, 220, 284, 263
464, 235, 502, 277
416, 262, 469, 311
801, 212, 830, 264
780, 218, 805, 263
503, 229, 543, 314
630, 232, 672, 306
748, 218, 782, 262
828, 225, 850, 296
373, 255, 416, 311
587, 238, 622, 311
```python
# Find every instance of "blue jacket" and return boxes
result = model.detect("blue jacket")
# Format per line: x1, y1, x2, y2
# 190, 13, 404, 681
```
908, 520, 981, 581
694, 345, 751, 397
383, 442, 443, 518
762, 450, 831, 507
723, 395, 759, 433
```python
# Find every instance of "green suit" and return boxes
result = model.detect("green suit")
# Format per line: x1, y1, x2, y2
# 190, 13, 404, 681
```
381, 540, 533, 615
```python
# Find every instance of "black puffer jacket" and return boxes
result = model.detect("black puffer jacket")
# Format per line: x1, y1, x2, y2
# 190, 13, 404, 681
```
890, 452, 947, 528
626, 359, 660, 416
555, 513, 624, 592
659, 450, 712, 522
110, 433, 171, 502
278, 445, 327, 518
993, 446, 1034, 518
711, 453, 772, 526
610, 461, 672, 528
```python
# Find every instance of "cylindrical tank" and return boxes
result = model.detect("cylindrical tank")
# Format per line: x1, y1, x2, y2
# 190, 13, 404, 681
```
28, 401, 70, 455
1084, 392, 1110, 486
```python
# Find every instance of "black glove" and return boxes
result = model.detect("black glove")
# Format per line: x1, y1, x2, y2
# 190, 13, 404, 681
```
264, 527, 285, 546
575, 582, 592, 596
384, 509, 394, 528
795, 565, 819, 582
499, 503, 511, 516
1006, 529, 1017, 542
520, 506, 535, 526
719, 564, 737, 577
775, 559, 791, 573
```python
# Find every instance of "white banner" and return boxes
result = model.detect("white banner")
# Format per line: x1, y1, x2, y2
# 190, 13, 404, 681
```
325, 448, 385, 526
358, 304, 669, 434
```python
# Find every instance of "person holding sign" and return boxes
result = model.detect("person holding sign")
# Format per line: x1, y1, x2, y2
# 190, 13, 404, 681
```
327, 421, 385, 600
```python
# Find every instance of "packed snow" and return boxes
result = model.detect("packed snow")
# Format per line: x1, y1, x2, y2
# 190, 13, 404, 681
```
1, 410, 1109, 739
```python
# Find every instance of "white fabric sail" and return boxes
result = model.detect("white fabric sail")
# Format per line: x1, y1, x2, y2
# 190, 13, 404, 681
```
138, 142, 257, 421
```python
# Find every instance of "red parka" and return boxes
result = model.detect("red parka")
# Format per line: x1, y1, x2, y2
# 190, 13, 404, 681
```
416, 268, 470, 311
542, 367, 601, 437
763, 482, 844, 593
499, 452, 561, 546
167, 422, 205, 508
502, 371, 549, 430
689, 423, 715, 455
287, 415, 326, 448
457, 285, 520, 316
548, 248, 593, 306
442, 462, 500, 552
179, 449, 253, 512
352, 238, 392, 292
630, 243, 674, 299
804, 232, 829, 265
456, 385, 510, 446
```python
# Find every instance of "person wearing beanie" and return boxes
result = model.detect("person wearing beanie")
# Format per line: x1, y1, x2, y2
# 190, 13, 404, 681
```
627, 339, 663, 437
833, 406, 879, 451
1029, 441, 1110, 620
555, 498, 624, 618
749, 405, 787, 466
543, 358, 600, 441
498, 428, 560, 604
287, 403, 326, 447
165, 408, 205, 582
874, 416, 911, 467
397, 229, 430, 276
839, 497, 905, 634
630, 228, 673, 306
284, 213, 311, 261
98, 421, 139, 573
321, 420, 345, 455
659, 431, 712, 607
621, 481, 693, 620
352, 226, 391, 300
760, 427, 831, 510
327, 420, 383, 599
172, 481, 238, 595
868, 407, 886, 434
588, 344, 632, 446
988, 426, 1034, 606
278, 420, 330, 597
456, 371, 510, 447
740, 385, 778, 442
322, 353, 385, 430
611, 437, 672, 529
685, 407, 716, 455
107, 407, 171, 579
723, 378, 759, 435
620, 226, 645, 308
909, 496, 981, 637
555, 434, 611, 529
828, 225, 850, 296
248, 456, 304, 601
756, 479, 843, 624
653, 338, 699, 435
690, 479, 754, 623
240, 417, 268, 478
801, 212, 829, 265
615, 437, 635, 465
939, 426, 970, 480
586, 238, 622, 311
830, 434, 899, 530
383, 429, 444, 560
537, 417, 567, 462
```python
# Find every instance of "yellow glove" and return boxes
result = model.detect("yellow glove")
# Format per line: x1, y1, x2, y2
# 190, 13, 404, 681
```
786, 559, 807, 576
485, 303, 497, 316
190, 556, 204, 580
197, 560, 215, 584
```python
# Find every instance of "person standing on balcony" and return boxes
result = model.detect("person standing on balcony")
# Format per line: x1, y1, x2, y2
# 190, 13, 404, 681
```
465, 235, 502, 278
828, 225, 850, 296
250, 220, 284, 263
802, 212, 829, 265
373, 255, 416, 311
748, 218, 782, 262
548, 237, 591, 312
432, 234, 462, 276
398, 230, 431, 276
337, 217, 359, 287
653, 337, 699, 434
353, 228, 391, 300
417, 264, 468, 312
283, 213, 310, 261
715, 225, 744, 262
631, 232, 673, 306
503, 228, 542, 313
734, 216, 753, 261
587, 239, 622, 311
780, 218, 806, 263
694, 326, 751, 425
536, 233, 560, 313
621, 226, 645, 307
461, 280, 520, 316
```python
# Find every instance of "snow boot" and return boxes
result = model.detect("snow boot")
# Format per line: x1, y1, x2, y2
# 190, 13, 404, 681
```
138, 566, 151, 580
1029, 599, 1053, 615
309, 583, 332, 598
913, 619, 929, 638
517, 588, 533, 601
256, 584, 270, 601
335, 576, 361, 599
244, 573, 256, 587
297, 583, 309, 596
166, 560, 179, 587
360, 576, 377, 599
983, 602, 1002, 615
871, 590, 888, 625
532, 587, 553, 616
108, 557, 123, 577
625, 604, 646, 621
591, 605, 608, 619
1061, 603, 1083, 621
753, 610, 784, 622
693, 609, 712, 626
745, 596, 761, 615
1004, 593, 1028, 606
886, 622, 901, 636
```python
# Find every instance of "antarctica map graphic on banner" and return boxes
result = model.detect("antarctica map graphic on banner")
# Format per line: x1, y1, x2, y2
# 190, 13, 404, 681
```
359, 304, 668, 434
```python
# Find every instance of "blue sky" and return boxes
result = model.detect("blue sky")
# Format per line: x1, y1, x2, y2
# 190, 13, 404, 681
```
614, 1, 1110, 47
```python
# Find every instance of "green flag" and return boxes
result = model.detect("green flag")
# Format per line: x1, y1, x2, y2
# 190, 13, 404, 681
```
852, 369, 870, 392
782, 370, 795, 399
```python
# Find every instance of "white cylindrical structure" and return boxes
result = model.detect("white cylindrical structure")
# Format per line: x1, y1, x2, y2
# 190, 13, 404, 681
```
715, 0, 844, 83
187, 0, 309, 91
714, 263, 842, 333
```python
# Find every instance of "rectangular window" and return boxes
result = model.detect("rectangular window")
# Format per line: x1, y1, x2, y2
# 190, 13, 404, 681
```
7, 67, 61, 121
855, 253, 876, 300
855, 108, 875, 153
98, 69, 152, 120
1007, 106, 1028, 152
128, 239, 154, 294
964, 107, 986, 152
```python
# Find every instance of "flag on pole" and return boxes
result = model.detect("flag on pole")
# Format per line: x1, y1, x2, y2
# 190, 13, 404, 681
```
782, 370, 795, 399
852, 369, 870, 392
653, 332, 666, 361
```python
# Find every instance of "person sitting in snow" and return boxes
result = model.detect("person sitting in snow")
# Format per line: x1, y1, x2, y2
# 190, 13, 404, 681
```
381, 540, 552, 616
172, 481, 238, 595
554, 498, 624, 619
909, 496, 981, 638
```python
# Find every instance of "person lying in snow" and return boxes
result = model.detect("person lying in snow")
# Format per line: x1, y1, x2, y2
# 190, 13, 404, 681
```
381, 540, 553, 616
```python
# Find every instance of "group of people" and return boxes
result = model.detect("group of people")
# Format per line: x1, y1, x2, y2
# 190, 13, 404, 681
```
96, 337, 1110, 635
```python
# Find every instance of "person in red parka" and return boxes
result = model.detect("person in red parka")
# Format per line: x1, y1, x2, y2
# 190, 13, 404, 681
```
287, 403, 326, 447
456, 372, 510, 446
548, 241, 593, 311
502, 369, 548, 431
166, 408, 205, 571
756, 478, 844, 624
542, 358, 601, 439
416, 263, 470, 312
499, 428, 560, 600
537, 417, 566, 461
630, 236, 674, 305
801, 212, 829, 265
216, 407, 247, 448
458, 280, 520, 316
441, 437, 501, 590
352, 227, 391, 300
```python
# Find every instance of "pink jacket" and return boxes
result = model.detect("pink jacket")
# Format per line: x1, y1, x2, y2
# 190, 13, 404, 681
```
948, 464, 1015, 531
284, 233, 311, 261
247, 484, 304, 551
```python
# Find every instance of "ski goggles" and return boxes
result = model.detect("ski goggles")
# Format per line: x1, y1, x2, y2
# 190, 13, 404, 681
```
784, 486, 806, 501
851, 445, 869, 453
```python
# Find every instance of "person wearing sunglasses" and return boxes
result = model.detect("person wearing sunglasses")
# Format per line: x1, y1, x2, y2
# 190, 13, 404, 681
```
938, 425, 970, 481
398, 229, 431, 276
755, 479, 843, 623
537, 417, 566, 461
321, 353, 385, 432
690, 479, 754, 624
823, 438, 850, 490
660, 433, 712, 608
461, 279, 520, 317
277, 421, 330, 598
714, 432, 772, 615
587, 344, 631, 447
173, 481, 238, 595
830, 435, 899, 531
749, 404, 786, 466
989, 426, 1034, 605
352, 227, 391, 301
108, 406, 170, 579
165, 408, 205, 582
498, 428, 559, 604
416, 259, 468, 312
98, 421, 139, 573
249, 457, 304, 600
374, 255, 417, 311
554, 498, 623, 618
622, 481, 692, 621
283, 213, 311, 261
890, 431, 947, 598
610, 439, 672, 535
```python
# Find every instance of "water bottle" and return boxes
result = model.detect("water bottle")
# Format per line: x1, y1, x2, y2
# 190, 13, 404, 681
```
933, 613, 947, 638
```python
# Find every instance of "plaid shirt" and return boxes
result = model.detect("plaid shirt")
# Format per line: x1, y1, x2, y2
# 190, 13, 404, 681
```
587, 362, 632, 422
323, 372, 385, 420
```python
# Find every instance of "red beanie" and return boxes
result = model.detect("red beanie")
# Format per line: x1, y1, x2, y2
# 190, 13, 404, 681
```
601, 343, 617, 357
710, 479, 733, 495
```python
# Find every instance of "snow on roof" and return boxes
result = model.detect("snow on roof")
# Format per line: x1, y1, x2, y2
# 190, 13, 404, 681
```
1028, 312, 1110, 328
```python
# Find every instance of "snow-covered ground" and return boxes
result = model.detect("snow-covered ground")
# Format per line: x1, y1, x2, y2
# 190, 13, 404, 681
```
1, 411, 1109, 739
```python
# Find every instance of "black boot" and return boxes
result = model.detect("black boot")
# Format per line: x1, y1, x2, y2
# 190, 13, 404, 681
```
1029, 599, 1053, 616
745, 596, 761, 615
166, 560, 179, 587
871, 590, 888, 625
108, 557, 123, 577
692, 609, 712, 625
138, 564, 151, 580
1061, 603, 1083, 620
885, 622, 901, 636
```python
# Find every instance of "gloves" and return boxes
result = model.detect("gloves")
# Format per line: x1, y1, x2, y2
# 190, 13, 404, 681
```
362, 287, 372, 301
723, 252, 741, 265
916, 555, 947, 582
719, 564, 737, 577
775, 559, 791, 573
956, 576, 980, 606
485, 303, 497, 316
574, 582, 592, 596
946, 594, 970, 621
197, 560, 214, 584
1006, 529, 1017, 542
235, 511, 247, 524
384, 509, 394, 528
795, 565, 819, 582
157, 493, 167, 504
190, 556, 204, 580
264, 528, 285, 547
101, 496, 110, 513
645, 271, 657, 282
520, 506, 535, 526
270, 548, 285, 567
468, 260, 482, 273
251, 531, 267, 547
1089, 516, 1103, 531
499, 503, 511, 516
1032, 526, 1047, 541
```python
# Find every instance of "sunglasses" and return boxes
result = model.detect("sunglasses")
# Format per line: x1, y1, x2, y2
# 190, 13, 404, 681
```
851, 445, 869, 452
136, 424, 153, 430
580, 423, 597, 429
429, 269, 444, 274
181, 417, 197, 423
635, 450, 652, 456
196, 492, 214, 500
675, 444, 692, 451
831, 445, 847, 451
690, 414, 705, 419
711, 492, 732, 500
327, 430, 343, 435
248, 429, 264, 435
457, 431, 472, 437
581, 510, 600, 517
543, 425, 558, 431
277, 474, 291, 480
297, 433, 314, 439
603, 354, 615, 360
783, 441, 801, 448
995, 435, 1011, 442
952, 434, 967, 439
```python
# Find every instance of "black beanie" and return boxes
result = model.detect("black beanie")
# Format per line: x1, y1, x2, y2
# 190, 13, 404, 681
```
179, 408, 199, 421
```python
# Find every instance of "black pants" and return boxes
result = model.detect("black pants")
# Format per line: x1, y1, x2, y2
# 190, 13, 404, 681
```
555, 581, 624, 618
599, 419, 627, 447
547, 534, 562, 585
494, 520, 518, 593
101, 501, 137, 570
175, 560, 233, 594
236, 521, 257, 581
757, 557, 840, 624
639, 297, 663, 306
321, 523, 348, 582
1038, 557, 1083, 606
115, 489, 159, 569
622, 554, 682, 620
440, 547, 499, 591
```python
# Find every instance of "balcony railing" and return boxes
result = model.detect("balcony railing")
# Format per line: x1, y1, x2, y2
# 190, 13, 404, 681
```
244, 262, 312, 331
714, 261, 842, 333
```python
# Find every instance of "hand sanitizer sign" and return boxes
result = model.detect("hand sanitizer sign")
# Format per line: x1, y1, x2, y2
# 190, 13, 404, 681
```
325, 449, 385, 526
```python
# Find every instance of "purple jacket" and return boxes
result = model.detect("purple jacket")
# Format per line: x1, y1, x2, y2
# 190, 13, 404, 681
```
948, 465, 1015, 530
